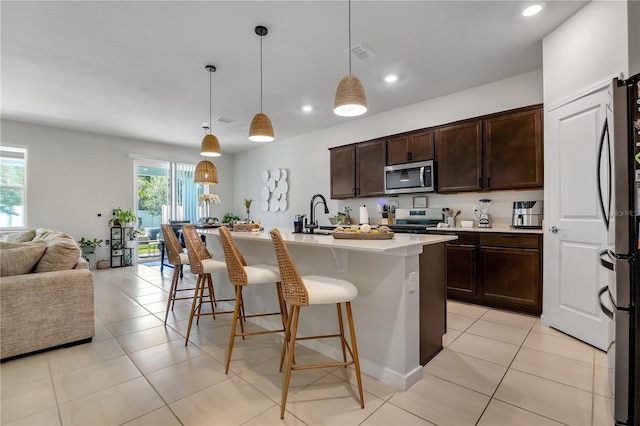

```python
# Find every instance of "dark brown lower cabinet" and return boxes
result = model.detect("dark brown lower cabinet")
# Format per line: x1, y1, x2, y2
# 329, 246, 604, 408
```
442, 231, 542, 316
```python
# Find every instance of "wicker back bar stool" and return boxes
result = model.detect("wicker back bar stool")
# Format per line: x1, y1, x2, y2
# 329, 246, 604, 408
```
269, 228, 364, 419
218, 226, 287, 374
160, 223, 191, 324
182, 224, 234, 345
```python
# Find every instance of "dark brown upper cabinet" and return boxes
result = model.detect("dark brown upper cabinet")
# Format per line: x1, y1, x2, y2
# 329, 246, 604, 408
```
435, 121, 483, 192
484, 107, 543, 190
435, 105, 543, 193
330, 139, 386, 199
386, 130, 434, 165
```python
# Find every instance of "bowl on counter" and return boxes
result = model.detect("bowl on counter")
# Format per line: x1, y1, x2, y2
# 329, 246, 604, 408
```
460, 220, 475, 228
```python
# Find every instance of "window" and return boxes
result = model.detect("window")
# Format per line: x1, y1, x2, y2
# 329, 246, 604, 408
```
135, 160, 204, 231
0, 147, 27, 228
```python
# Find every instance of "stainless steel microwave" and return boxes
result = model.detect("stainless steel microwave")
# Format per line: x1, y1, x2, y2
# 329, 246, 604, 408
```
384, 160, 436, 195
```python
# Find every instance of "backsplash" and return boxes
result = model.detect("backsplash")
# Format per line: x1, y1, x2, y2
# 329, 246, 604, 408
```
336, 189, 544, 227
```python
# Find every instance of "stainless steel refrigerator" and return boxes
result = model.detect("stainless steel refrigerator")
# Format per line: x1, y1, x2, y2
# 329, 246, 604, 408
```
598, 74, 640, 425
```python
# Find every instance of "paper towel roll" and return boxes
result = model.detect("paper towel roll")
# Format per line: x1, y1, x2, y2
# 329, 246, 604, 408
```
359, 206, 369, 225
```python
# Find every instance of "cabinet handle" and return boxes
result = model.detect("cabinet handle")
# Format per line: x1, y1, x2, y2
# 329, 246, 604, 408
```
352, 187, 356, 196
408, 152, 413, 161
478, 177, 482, 187
487, 177, 491, 188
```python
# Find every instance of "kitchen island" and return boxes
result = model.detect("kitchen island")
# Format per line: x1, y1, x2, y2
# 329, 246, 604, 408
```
199, 228, 456, 390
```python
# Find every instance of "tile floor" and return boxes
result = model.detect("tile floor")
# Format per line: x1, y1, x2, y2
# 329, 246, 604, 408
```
1, 264, 615, 425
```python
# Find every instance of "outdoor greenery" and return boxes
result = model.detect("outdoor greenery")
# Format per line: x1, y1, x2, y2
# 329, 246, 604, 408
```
138, 176, 168, 227
0, 154, 24, 221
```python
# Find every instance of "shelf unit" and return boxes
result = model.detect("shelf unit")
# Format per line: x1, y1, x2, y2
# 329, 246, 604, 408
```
110, 226, 133, 268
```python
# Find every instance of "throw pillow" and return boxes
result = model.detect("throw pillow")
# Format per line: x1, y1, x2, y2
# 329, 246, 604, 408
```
0, 241, 47, 276
0, 229, 36, 243
33, 228, 71, 243
34, 236, 81, 273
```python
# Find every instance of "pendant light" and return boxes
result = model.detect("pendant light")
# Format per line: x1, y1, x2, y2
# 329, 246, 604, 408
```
249, 25, 275, 142
200, 65, 221, 157
334, 0, 367, 117
194, 124, 219, 185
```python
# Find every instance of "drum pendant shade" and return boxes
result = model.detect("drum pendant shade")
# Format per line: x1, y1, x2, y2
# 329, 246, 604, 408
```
249, 25, 274, 142
194, 159, 218, 185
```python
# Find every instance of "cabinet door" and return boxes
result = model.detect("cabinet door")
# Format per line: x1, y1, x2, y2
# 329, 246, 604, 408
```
435, 121, 483, 192
484, 107, 543, 190
409, 130, 434, 162
446, 244, 476, 299
356, 139, 386, 197
330, 145, 356, 199
480, 246, 541, 314
386, 135, 410, 165
387, 130, 434, 165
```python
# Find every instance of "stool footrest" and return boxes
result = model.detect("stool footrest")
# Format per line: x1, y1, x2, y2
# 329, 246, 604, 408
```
292, 360, 354, 371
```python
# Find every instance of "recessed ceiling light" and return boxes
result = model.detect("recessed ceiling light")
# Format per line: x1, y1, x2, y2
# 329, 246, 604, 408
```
302, 105, 313, 112
522, 4, 543, 16
384, 74, 398, 83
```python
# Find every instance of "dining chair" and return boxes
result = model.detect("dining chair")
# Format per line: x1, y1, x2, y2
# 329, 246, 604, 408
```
218, 226, 287, 374
269, 228, 364, 418
160, 223, 191, 324
181, 224, 234, 345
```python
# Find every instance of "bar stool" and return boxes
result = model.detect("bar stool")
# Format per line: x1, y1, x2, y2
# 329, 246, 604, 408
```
182, 224, 234, 345
269, 228, 364, 419
160, 223, 191, 324
218, 226, 287, 374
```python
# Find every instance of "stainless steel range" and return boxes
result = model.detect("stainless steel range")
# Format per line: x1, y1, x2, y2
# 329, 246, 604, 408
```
388, 208, 445, 234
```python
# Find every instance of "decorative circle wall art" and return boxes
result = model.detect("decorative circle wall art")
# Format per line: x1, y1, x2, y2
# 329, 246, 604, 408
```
261, 168, 288, 212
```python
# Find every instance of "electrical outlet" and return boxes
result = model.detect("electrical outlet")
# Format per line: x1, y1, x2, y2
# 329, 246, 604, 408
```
105, 239, 110, 246
408, 272, 416, 294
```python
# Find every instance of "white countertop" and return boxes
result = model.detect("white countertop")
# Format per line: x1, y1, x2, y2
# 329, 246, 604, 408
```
199, 227, 457, 254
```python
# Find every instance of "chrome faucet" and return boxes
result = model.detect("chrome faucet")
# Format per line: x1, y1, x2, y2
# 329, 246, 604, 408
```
304, 193, 329, 233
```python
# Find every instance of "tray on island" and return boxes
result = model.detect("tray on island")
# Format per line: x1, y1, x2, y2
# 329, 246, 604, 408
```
332, 232, 395, 240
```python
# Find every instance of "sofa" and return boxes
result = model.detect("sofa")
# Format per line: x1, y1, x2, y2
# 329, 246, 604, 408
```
0, 228, 94, 360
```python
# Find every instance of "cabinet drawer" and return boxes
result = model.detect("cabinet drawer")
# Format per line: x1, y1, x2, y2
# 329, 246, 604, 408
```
479, 233, 540, 249
449, 233, 477, 245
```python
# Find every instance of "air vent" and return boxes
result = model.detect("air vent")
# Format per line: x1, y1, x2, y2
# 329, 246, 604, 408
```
217, 116, 234, 124
350, 44, 376, 60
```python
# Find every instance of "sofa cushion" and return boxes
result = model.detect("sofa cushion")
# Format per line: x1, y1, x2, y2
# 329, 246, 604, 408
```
0, 241, 47, 276
35, 236, 81, 273
0, 229, 36, 243
33, 228, 72, 243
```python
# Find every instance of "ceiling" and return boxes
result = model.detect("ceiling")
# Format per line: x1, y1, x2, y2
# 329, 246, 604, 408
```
1, 1, 587, 154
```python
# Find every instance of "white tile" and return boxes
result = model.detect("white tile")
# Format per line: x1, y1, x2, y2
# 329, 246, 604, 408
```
592, 394, 615, 426
123, 406, 181, 426
284, 374, 384, 425
5, 407, 60, 426
478, 399, 563, 425
494, 369, 593, 425
129, 339, 205, 374
594, 366, 613, 397
443, 329, 462, 347
447, 301, 489, 319
423, 349, 507, 396
115, 325, 182, 353
465, 319, 529, 345
0, 352, 50, 390
52, 355, 141, 404
1, 378, 57, 424
523, 331, 595, 364
169, 375, 274, 425
361, 402, 436, 425
58, 377, 164, 425
447, 312, 477, 332
448, 333, 520, 366
104, 314, 164, 337
243, 405, 307, 426
389, 374, 490, 426
48, 338, 125, 375
480, 309, 537, 330
331, 367, 400, 401
510, 347, 593, 391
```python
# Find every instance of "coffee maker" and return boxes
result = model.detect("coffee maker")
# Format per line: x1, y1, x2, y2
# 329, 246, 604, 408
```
476, 199, 492, 228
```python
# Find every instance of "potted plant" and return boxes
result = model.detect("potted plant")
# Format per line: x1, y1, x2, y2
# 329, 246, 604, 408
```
125, 228, 143, 248
77, 237, 104, 255
244, 198, 253, 222
109, 208, 137, 228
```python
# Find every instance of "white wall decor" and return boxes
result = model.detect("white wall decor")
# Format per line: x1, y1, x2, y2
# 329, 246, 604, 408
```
261, 168, 288, 212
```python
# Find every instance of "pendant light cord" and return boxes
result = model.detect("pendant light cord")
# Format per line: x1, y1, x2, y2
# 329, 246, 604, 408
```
209, 69, 213, 135
260, 34, 264, 113
348, 0, 352, 76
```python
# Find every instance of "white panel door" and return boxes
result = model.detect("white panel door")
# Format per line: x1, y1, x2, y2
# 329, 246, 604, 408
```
544, 85, 610, 350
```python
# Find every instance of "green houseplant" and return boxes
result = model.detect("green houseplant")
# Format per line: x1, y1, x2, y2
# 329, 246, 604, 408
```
109, 208, 137, 227
77, 237, 104, 254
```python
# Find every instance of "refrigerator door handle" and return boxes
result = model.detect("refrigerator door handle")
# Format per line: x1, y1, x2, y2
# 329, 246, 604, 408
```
599, 249, 615, 271
597, 286, 614, 319
596, 117, 611, 230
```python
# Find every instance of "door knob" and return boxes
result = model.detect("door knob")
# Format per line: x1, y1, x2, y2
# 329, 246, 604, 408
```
549, 226, 559, 233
